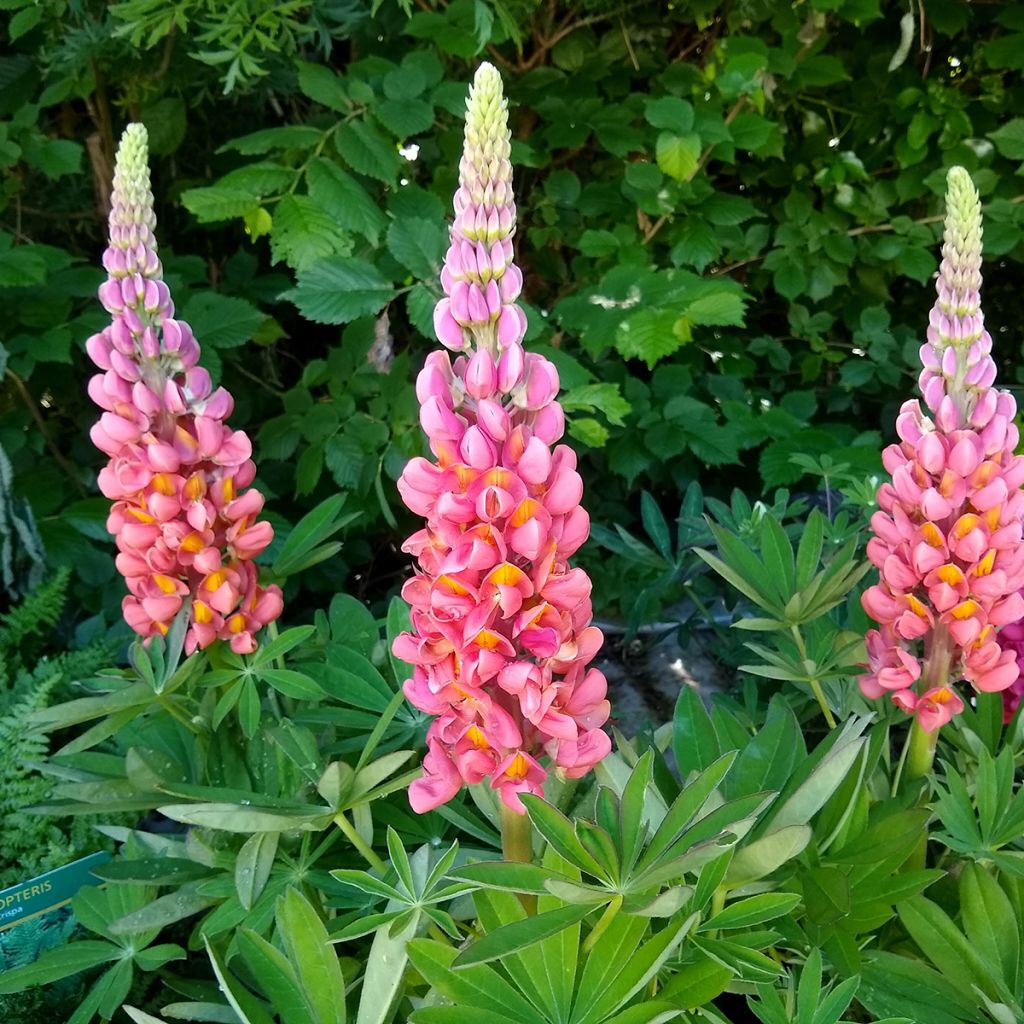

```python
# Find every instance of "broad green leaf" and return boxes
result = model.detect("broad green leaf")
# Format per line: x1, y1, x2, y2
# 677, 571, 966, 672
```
180, 293, 264, 350
282, 256, 395, 325
221, 126, 322, 155
387, 216, 446, 280
271, 194, 352, 272
336, 119, 401, 182
656, 131, 701, 181
181, 186, 259, 223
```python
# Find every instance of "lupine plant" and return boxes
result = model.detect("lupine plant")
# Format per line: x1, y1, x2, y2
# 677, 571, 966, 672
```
393, 64, 611, 851
87, 124, 282, 654
860, 166, 1024, 777
8, 41, 1024, 1024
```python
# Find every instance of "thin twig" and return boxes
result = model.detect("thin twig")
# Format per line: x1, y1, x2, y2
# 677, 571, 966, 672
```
230, 360, 286, 397
643, 97, 749, 245
6, 369, 87, 498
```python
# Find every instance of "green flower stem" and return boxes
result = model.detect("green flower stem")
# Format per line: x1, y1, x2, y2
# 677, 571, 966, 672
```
905, 718, 938, 785
334, 811, 387, 874
500, 802, 536, 914
791, 626, 837, 728
809, 679, 838, 729
902, 719, 938, 873
582, 894, 622, 954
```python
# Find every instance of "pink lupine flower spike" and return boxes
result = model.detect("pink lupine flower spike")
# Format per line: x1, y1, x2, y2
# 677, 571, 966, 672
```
394, 64, 611, 818
87, 124, 282, 654
861, 166, 1024, 756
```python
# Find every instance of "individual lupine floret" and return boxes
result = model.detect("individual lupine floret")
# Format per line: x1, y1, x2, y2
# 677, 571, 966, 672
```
86, 124, 282, 654
861, 167, 1024, 731
394, 64, 611, 814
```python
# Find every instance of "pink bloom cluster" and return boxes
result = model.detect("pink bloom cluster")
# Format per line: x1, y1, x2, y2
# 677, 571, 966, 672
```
861, 167, 1024, 731
86, 124, 282, 654
997, 614, 1024, 722
394, 64, 611, 814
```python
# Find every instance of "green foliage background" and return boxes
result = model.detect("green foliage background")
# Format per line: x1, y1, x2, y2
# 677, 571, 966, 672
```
2, 0, 1024, 624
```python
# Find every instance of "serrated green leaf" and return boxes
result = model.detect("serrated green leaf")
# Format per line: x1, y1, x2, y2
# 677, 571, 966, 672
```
283, 256, 395, 324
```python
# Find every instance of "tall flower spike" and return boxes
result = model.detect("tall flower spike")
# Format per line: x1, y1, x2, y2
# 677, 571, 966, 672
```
861, 167, 1024, 731
433, 62, 527, 357
87, 124, 283, 654
395, 65, 611, 815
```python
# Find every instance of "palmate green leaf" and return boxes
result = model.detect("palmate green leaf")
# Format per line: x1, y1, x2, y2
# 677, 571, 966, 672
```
521, 795, 607, 879
205, 938, 276, 1024
252, 624, 315, 663
640, 753, 736, 873
30, 682, 155, 731
960, 864, 1019, 990
0, 939, 123, 992
407, 939, 547, 1024
411, 1011, 522, 1024
898, 894, 1000, 999
659, 956, 732, 1010
693, 935, 781, 982
858, 952, 977, 1024
795, 510, 825, 589
155, 1003, 239, 1022
236, 831, 278, 911
108, 884, 217, 935
573, 913, 698, 1024
759, 725, 867, 836
282, 256, 395, 325
92, 857, 218, 885
452, 903, 594, 968
158, 801, 333, 833
124, 1008, 172, 1024
237, 928, 316, 1024
272, 494, 352, 577
586, 1002, 681, 1024
694, 548, 775, 616
451, 860, 560, 895
277, 888, 347, 1024
672, 687, 722, 779
725, 824, 811, 887
758, 514, 795, 603
703, 892, 801, 931
258, 668, 325, 700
